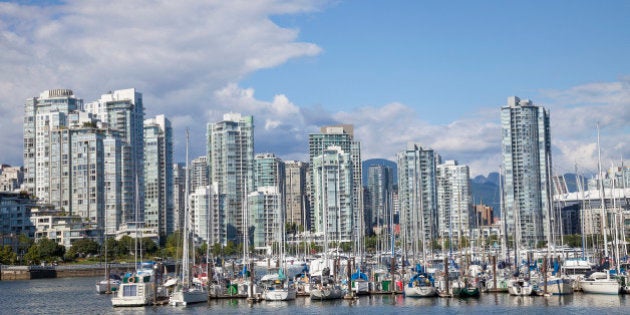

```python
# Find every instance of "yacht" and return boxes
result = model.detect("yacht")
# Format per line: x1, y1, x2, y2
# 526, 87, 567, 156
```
579, 272, 620, 295
111, 262, 168, 307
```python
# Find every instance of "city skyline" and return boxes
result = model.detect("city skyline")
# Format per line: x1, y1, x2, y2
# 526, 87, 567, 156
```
0, 1, 628, 177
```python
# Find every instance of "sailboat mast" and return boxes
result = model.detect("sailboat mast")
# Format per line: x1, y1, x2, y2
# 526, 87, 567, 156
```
182, 128, 190, 287
596, 123, 609, 259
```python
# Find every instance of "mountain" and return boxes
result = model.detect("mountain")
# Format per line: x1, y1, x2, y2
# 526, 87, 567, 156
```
470, 173, 501, 218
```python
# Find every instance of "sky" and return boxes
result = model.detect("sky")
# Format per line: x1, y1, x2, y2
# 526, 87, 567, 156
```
0, 0, 628, 177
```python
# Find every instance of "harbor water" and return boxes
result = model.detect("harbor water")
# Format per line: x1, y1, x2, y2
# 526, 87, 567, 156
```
0, 276, 629, 314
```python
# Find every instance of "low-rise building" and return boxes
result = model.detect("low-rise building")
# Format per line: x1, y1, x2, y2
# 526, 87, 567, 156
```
30, 206, 101, 248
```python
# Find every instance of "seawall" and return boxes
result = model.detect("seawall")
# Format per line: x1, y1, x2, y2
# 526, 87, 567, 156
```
0, 263, 175, 281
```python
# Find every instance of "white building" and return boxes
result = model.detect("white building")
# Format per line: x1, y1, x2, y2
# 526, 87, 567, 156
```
437, 160, 472, 242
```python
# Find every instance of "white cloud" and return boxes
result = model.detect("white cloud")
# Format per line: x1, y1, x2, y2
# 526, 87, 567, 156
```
0, 1, 626, 181
0, 0, 327, 163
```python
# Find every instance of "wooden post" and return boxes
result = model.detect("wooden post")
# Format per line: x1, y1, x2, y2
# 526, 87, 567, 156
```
106, 263, 111, 294
444, 256, 450, 296
543, 255, 548, 295
390, 256, 395, 293
153, 263, 158, 305
492, 255, 497, 291
249, 261, 255, 299
347, 257, 354, 297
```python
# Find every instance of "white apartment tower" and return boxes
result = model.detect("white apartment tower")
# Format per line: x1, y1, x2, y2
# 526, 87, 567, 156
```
500, 96, 552, 248
308, 125, 363, 243
85, 89, 145, 226
312, 146, 354, 243
436, 160, 472, 243
397, 143, 439, 252
206, 113, 254, 245
144, 115, 173, 237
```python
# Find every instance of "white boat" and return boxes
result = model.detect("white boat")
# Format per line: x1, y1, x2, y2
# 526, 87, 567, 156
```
508, 278, 533, 296
309, 268, 344, 301
579, 272, 620, 295
543, 276, 574, 295
111, 263, 168, 307
96, 274, 121, 294
260, 272, 297, 301
309, 282, 344, 300
169, 285, 208, 306
404, 272, 437, 297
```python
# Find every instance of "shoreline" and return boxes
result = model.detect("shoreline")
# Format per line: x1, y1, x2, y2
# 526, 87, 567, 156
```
0, 263, 175, 281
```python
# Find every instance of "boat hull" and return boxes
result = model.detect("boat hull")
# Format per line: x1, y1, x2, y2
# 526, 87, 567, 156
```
507, 279, 533, 296
579, 280, 620, 295
309, 287, 344, 300
96, 280, 120, 294
169, 288, 208, 306
264, 288, 297, 301
111, 283, 153, 307
404, 285, 437, 297
544, 278, 574, 295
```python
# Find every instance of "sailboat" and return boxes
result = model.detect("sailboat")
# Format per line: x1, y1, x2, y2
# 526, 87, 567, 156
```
169, 129, 208, 306
579, 125, 620, 295
262, 200, 297, 301
112, 174, 168, 307
96, 238, 121, 294
404, 264, 437, 297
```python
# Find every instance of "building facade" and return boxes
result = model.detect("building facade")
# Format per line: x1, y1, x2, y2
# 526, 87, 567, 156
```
397, 143, 439, 253
284, 161, 308, 229
206, 113, 254, 245
366, 164, 394, 236
144, 115, 173, 237
500, 96, 552, 248
312, 146, 354, 244
436, 160, 471, 242
308, 125, 363, 243
85, 89, 145, 227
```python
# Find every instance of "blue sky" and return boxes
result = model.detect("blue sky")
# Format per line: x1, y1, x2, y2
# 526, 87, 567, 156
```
245, 0, 630, 119
0, 0, 628, 176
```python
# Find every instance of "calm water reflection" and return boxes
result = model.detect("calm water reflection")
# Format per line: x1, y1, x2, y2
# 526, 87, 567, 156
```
0, 277, 627, 314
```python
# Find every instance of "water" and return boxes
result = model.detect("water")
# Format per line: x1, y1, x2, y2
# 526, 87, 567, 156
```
0, 277, 628, 314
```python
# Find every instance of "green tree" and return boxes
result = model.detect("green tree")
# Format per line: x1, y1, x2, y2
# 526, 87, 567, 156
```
117, 236, 134, 256
164, 231, 183, 259
0, 245, 17, 265
141, 237, 158, 254
65, 238, 100, 260
23, 238, 65, 264
364, 236, 377, 253
37, 238, 65, 262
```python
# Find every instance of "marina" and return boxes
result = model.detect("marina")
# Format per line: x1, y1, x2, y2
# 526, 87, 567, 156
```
0, 276, 629, 314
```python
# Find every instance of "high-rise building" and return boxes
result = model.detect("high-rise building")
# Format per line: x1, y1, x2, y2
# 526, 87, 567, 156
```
254, 153, 285, 190
248, 186, 282, 249
206, 113, 254, 245
189, 185, 217, 245
436, 160, 471, 242
500, 96, 552, 248
172, 163, 186, 232
312, 146, 354, 243
284, 161, 308, 228
86, 89, 145, 226
366, 164, 394, 236
144, 115, 173, 237
23, 89, 82, 197
190, 156, 209, 193
397, 143, 439, 250
308, 125, 362, 242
